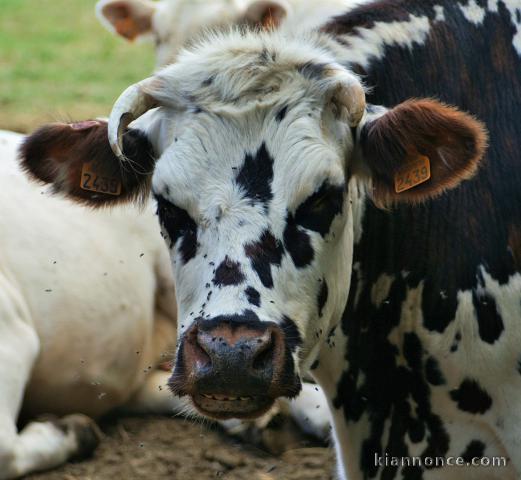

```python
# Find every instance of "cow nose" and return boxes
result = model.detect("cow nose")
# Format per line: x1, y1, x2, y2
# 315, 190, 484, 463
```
196, 326, 275, 378
188, 319, 282, 395
170, 315, 302, 418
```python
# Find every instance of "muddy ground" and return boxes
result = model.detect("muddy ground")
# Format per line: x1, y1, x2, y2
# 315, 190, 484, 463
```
27, 415, 335, 480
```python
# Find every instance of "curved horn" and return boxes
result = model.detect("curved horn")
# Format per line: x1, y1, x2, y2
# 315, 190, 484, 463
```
108, 77, 158, 160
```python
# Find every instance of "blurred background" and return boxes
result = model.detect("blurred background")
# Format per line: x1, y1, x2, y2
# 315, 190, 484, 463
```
0, 0, 154, 133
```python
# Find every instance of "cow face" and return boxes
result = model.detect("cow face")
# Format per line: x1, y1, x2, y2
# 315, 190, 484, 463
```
20, 32, 487, 420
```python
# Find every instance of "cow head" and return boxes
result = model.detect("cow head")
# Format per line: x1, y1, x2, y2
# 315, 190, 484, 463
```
20, 31, 487, 419
96, 0, 290, 67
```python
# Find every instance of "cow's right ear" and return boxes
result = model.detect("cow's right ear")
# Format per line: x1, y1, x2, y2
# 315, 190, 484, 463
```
96, 0, 156, 42
19, 120, 155, 207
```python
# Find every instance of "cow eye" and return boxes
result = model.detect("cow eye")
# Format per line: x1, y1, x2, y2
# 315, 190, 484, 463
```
155, 194, 196, 240
308, 190, 334, 212
294, 183, 345, 235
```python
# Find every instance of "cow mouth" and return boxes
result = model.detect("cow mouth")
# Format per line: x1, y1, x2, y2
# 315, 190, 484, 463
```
191, 393, 274, 419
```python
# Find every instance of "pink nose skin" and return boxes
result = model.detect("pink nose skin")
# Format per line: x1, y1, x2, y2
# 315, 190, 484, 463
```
169, 314, 302, 419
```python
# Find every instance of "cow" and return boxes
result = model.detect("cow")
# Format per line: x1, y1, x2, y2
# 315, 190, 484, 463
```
19, 0, 521, 479
96, 0, 360, 67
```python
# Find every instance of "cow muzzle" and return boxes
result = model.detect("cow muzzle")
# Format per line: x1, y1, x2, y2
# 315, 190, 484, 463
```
169, 316, 301, 419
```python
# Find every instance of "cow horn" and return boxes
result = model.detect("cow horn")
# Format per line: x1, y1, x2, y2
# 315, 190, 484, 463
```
108, 77, 158, 160
332, 69, 366, 127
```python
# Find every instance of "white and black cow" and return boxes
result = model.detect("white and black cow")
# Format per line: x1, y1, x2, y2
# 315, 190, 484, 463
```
19, 1, 521, 479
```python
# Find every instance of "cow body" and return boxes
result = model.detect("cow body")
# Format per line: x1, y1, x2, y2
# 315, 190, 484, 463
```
20, 1, 521, 479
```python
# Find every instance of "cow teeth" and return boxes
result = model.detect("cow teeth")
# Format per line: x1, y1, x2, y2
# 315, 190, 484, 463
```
239, 396, 250, 401
202, 394, 213, 399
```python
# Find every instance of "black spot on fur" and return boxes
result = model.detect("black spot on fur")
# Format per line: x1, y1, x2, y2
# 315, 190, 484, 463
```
310, 359, 319, 370
155, 195, 197, 264
425, 357, 446, 386
472, 291, 504, 344
235, 143, 274, 210
461, 440, 486, 463
245, 286, 261, 307
276, 105, 288, 122
213, 256, 245, 287
294, 182, 345, 237
244, 230, 283, 288
317, 280, 329, 317
298, 62, 327, 80
450, 379, 493, 414
283, 218, 314, 268
280, 316, 302, 352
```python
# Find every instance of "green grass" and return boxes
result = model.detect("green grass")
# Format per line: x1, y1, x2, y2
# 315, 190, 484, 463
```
0, 0, 154, 132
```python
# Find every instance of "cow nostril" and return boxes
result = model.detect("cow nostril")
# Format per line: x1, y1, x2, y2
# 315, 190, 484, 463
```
252, 332, 275, 371
192, 334, 213, 369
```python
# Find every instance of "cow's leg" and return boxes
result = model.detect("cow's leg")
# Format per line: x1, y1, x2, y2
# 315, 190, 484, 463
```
122, 370, 189, 415
284, 382, 331, 440
0, 278, 100, 479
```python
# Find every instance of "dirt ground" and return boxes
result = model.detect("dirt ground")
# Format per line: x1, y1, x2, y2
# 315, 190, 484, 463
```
26, 415, 335, 480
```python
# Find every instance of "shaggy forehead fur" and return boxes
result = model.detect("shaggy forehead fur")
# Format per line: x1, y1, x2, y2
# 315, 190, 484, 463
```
143, 29, 359, 113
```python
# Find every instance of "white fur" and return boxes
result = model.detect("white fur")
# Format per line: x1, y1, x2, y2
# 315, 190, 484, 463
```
459, 0, 486, 25
334, 14, 432, 69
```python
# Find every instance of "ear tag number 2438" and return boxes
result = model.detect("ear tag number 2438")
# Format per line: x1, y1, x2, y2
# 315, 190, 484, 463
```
394, 155, 431, 193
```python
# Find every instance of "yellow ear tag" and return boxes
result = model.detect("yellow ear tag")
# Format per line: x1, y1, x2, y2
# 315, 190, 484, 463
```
80, 162, 122, 196
394, 155, 431, 193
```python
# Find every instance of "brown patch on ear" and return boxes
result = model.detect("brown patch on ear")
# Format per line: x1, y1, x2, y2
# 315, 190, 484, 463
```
243, 1, 288, 30
360, 99, 488, 206
101, 0, 154, 41
19, 120, 155, 207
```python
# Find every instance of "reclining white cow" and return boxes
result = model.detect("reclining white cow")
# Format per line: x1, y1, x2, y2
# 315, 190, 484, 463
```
0, 130, 184, 479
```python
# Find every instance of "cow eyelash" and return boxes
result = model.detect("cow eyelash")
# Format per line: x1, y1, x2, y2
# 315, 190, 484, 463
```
155, 195, 195, 232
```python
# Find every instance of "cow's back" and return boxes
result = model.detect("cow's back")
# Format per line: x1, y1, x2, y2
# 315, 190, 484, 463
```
323, 1, 521, 477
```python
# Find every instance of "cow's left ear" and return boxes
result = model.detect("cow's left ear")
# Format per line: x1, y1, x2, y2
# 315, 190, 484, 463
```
356, 99, 488, 206
242, 0, 290, 29
19, 120, 155, 207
